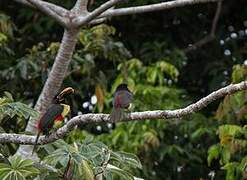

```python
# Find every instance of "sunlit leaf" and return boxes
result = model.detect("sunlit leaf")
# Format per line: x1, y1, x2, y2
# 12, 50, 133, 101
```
95, 84, 105, 112
81, 160, 94, 180
111, 151, 142, 169
106, 164, 134, 180
208, 144, 221, 166
0, 155, 39, 180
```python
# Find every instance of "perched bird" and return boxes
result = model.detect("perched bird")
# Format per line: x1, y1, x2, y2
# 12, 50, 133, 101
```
109, 84, 133, 122
32, 87, 74, 155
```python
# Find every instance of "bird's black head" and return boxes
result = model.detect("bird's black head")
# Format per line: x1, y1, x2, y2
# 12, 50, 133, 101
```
53, 87, 75, 104
116, 83, 129, 91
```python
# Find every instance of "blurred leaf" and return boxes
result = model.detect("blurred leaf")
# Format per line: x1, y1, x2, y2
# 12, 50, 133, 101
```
106, 164, 134, 180
219, 125, 243, 145
221, 148, 231, 165
208, 144, 221, 166
232, 65, 247, 83
95, 84, 105, 112
0, 92, 38, 121
222, 162, 239, 180
111, 151, 142, 169
81, 160, 94, 180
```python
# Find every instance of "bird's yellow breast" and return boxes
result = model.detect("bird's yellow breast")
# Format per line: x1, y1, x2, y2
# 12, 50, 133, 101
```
61, 104, 70, 117
54, 120, 63, 129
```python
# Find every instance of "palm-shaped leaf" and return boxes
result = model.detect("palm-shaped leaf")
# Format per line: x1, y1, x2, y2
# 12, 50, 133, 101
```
0, 155, 39, 180
0, 92, 38, 121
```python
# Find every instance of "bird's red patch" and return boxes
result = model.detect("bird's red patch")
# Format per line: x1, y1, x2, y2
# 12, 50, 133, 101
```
36, 121, 40, 129
115, 95, 121, 108
35, 114, 64, 130
55, 114, 64, 122
36, 114, 44, 130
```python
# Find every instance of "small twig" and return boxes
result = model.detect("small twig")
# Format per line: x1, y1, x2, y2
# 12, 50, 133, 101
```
88, 6, 115, 25
184, 0, 223, 53
0, 81, 246, 145
89, 17, 107, 25
210, 0, 222, 36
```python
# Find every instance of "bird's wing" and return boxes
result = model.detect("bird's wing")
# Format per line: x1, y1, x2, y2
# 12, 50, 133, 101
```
114, 90, 133, 108
39, 104, 64, 131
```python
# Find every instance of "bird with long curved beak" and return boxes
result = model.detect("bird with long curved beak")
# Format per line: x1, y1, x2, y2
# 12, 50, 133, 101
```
32, 87, 75, 155
109, 84, 133, 122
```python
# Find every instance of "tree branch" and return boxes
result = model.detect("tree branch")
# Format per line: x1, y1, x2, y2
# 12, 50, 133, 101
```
73, 0, 123, 26
98, 0, 220, 18
184, 0, 222, 53
1, 81, 246, 145
16, 29, 79, 157
11, 0, 224, 157
89, 17, 107, 25
14, 0, 69, 17
210, 0, 222, 36
15, 0, 68, 27
71, 0, 89, 14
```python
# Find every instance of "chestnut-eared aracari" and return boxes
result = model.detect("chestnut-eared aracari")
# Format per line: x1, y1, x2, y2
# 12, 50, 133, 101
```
32, 87, 74, 155
109, 84, 133, 122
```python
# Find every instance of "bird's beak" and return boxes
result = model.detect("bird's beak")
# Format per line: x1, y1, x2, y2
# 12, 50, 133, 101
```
58, 87, 75, 100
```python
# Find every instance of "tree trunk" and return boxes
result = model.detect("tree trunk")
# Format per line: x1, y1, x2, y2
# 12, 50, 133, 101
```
16, 28, 79, 157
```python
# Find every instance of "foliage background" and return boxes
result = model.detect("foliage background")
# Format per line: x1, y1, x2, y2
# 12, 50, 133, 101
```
0, 0, 247, 179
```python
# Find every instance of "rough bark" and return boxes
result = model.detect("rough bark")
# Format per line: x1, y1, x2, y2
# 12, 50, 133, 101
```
4, 81, 246, 146
10, 0, 221, 157
16, 29, 79, 157
73, 0, 123, 26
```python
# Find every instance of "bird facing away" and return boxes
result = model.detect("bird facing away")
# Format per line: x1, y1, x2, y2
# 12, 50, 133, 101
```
32, 87, 74, 155
109, 84, 133, 122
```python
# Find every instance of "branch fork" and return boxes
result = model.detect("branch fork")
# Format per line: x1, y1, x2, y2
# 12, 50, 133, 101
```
11, 0, 223, 158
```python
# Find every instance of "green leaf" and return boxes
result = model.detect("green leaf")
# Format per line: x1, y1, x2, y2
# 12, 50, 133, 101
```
81, 160, 94, 180
219, 125, 243, 139
0, 93, 39, 120
0, 155, 39, 180
157, 61, 179, 80
232, 65, 247, 83
239, 156, 247, 170
104, 170, 113, 180
222, 162, 239, 180
106, 164, 134, 180
191, 127, 210, 140
221, 148, 231, 165
147, 67, 157, 84
3, 92, 13, 102
208, 144, 221, 166
111, 151, 142, 169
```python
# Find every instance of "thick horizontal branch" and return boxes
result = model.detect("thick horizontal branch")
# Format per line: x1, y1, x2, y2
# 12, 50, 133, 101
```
99, 0, 220, 18
0, 81, 246, 145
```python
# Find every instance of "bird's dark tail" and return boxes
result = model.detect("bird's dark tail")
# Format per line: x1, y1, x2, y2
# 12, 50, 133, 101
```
109, 108, 124, 122
32, 131, 41, 155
